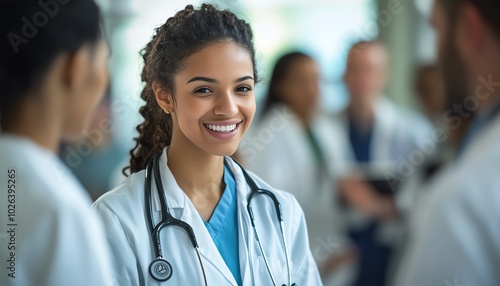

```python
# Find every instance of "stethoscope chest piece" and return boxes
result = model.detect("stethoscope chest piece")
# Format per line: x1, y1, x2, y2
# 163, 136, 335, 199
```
149, 258, 173, 282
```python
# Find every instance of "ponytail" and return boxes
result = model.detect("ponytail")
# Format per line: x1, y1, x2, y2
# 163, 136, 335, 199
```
125, 84, 173, 175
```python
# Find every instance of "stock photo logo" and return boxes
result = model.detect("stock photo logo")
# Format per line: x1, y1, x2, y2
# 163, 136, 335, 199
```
7, 0, 71, 54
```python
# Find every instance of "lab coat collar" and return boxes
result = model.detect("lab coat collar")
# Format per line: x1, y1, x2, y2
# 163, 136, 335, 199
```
152, 147, 186, 213
225, 157, 254, 285
153, 148, 253, 211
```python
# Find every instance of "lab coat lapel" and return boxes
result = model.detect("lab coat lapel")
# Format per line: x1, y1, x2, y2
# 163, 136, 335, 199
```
178, 201, 237, 285
337, 111, 360, 172
371, 98, 396, 163
226, 158, 254, 286
154, 148, 186, 212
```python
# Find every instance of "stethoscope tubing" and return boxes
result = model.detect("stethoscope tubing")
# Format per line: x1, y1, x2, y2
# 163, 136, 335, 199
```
145, 153, 295, 285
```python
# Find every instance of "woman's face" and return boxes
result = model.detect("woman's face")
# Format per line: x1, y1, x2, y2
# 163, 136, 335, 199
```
278, 57, 320, 120
166, 41, 256, 156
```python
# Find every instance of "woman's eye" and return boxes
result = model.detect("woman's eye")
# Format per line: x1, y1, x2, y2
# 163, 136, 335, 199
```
236, 86, 252, 92
194, 87, 212, 94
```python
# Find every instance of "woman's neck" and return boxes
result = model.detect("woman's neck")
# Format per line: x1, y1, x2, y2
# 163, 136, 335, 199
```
167, 134, 225, 220
1, 97, 61, 153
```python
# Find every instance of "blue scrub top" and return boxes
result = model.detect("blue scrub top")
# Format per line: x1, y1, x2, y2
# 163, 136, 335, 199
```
202, 166, 242, 285
347, 117, 389, 286
348, 116, 374, 163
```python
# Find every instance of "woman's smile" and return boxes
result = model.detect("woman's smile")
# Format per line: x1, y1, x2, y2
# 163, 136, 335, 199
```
203, 119, 243, 140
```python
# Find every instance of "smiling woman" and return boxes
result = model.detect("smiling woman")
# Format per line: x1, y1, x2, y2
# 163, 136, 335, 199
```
92, 3, 322, 286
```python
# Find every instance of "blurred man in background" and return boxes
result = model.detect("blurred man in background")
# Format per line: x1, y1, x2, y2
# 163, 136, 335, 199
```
393, 0, 500, 285
336, 40, 433, 286
339, 41, 433, 171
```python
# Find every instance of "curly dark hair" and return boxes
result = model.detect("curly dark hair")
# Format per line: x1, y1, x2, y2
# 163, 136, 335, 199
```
125, 3, 258, 175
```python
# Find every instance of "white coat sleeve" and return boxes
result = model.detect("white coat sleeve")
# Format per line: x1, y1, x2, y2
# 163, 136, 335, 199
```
288, 194, 323, 285
92, 203, 141, 286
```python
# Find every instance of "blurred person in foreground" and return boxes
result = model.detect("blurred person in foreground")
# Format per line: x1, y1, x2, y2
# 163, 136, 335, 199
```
0, 0, 113, 285
242, 52, 357, 285
392, 0, 500, 284
335, 40, 434, 286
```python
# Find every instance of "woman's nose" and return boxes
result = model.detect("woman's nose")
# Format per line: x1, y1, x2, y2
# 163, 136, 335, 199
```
214, 91, 238, 116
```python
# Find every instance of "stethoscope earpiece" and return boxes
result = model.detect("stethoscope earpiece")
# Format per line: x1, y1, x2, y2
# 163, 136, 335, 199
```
149, 258, 173, 282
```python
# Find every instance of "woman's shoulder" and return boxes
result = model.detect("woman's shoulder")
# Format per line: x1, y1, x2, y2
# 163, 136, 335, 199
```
92, 169, 147, 217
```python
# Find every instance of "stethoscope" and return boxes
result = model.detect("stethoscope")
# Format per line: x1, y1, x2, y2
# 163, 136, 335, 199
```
144, 153, 296, 286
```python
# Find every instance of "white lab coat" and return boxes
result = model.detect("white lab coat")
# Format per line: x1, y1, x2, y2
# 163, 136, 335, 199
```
334, 98, 434, 242
241, 105, 355, 285
92, 147, 322, 286
0, 134, 113, 286
392, 113, 500, 285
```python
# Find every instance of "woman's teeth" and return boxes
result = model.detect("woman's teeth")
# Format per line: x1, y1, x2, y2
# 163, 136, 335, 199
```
206, 123, 237, 133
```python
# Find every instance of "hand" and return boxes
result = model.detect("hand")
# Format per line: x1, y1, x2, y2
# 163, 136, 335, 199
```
338, 177, 397, 220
